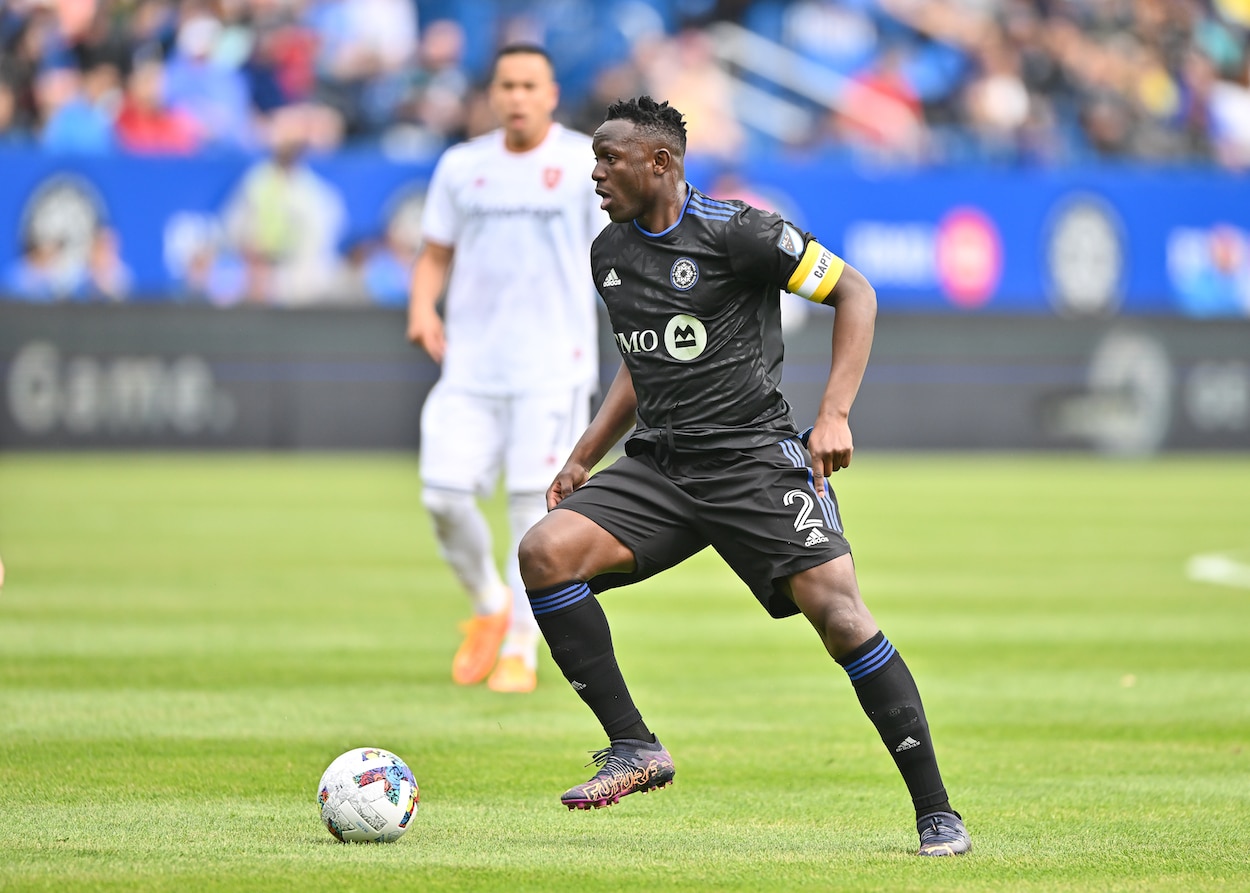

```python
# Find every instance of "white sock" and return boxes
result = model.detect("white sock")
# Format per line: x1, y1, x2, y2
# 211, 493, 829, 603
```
422, 486, 507, 616
500, 490, 546, 663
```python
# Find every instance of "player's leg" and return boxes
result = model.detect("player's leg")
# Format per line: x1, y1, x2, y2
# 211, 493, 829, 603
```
518, 454, 705, 808
787, 557, 970, 856
703, 438, 967, 855
483, 489, 546, 692
419, 385, 509, 685
488, 386, 592, 692
519, 506, 675, 809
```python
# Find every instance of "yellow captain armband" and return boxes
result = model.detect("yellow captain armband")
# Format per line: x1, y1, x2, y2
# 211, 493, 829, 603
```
785, 240, 845, 303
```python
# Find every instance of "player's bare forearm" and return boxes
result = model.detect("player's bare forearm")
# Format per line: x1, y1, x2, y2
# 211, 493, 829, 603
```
810, 264, 876, 483
548, 363, 637, 508
406, 242, 454, 362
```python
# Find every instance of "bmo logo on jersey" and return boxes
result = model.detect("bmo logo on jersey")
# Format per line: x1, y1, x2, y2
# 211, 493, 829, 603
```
614, 314, 708, 362
665, 314, 707, 361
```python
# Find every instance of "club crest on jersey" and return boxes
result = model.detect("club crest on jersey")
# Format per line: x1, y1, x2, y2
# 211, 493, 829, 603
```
778, 223, 804, 259
670, 257, 699, 291
543, 167, 562, 189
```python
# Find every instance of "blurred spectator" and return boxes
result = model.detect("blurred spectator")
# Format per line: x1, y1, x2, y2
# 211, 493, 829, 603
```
830, 45, 928, 163
379, 18, 471, 159
2, 222, 133, 301
220, 103, 347, 305
3, 236, 72, 301
1208, 56, 1250, 170
961, 31, 1030, 161
308, 0, 417, 137
82, 226, 134, 301
2, 6, 73, 134
0, 77, 32, 146
175, 230, 250, 306
636, 28, 745, 161
114, 57, 200, 154
36, 63, 117, 154
163, 9, 258, 152
242, 5, 320, 113
361, 215, 419, 306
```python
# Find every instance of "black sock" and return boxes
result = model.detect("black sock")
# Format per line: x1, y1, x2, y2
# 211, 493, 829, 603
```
527, 581, 651, 741
837, 631, 952, 820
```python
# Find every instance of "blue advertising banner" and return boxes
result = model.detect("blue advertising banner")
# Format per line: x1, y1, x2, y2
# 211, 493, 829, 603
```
1, 146, 1248, 315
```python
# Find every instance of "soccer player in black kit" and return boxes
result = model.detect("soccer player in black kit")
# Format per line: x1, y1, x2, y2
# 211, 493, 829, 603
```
517, 96, 971, 857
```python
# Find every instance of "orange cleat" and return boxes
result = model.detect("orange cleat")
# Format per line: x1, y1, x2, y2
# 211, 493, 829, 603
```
451, 606, 509, 685
487, 655, 537, 693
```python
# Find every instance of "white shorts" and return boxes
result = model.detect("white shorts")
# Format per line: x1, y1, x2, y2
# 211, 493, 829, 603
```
419, 383, 593, 496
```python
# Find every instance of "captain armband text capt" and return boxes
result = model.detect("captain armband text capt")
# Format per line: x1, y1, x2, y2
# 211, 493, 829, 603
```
787, 240, 846, 304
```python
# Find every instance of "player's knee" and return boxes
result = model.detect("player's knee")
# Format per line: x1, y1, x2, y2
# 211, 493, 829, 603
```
789, 559, 875, 654
421, 487, 473, 526
517, 520, 560, 587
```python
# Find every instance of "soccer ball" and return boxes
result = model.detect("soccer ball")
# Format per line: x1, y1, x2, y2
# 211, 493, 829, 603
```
317, 747, 419, 843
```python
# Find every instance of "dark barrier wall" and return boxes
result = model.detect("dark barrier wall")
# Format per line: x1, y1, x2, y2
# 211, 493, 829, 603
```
2, 304, 1247, 454
2, 147, 1249, 316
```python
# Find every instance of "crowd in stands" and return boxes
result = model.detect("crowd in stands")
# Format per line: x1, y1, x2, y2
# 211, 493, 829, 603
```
1, 0, 1248, 168
1, 0, 1248, 306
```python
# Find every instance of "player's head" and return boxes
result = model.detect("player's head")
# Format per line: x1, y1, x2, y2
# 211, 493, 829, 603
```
489, 43, 558, 152
592, 96, 688, 224
603, 96, 687, 156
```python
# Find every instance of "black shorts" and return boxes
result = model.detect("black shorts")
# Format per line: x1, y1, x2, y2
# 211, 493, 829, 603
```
557, 437, 852, 619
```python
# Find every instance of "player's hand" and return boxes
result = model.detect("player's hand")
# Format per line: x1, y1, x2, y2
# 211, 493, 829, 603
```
802, 417, 853, 497
406, 309, 446, 364
546, 462, 591, 511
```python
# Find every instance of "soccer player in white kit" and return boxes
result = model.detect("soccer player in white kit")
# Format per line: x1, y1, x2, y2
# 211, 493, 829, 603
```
406, 44, 607, 693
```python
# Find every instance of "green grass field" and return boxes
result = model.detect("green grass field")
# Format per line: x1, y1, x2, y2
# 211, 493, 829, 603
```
1, 452, 1248, 892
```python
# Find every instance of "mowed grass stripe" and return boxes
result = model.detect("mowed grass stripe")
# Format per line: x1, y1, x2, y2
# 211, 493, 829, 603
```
0, 452, 1247, 892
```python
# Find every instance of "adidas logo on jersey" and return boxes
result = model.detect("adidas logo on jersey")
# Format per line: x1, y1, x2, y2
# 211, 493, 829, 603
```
804, 528, 829, 547
895, 736, 921, 753
570, 680, 587, 691
602, 268, 622, 287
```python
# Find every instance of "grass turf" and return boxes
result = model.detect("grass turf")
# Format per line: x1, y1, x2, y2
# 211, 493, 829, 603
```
0, 452, 1247, 892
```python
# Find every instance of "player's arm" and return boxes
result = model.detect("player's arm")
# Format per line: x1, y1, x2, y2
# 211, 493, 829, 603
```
796, 251, 876, 493
547, 363, 638, 509
406, 240, 454, 363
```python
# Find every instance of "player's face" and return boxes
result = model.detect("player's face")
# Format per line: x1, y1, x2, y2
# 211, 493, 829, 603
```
489, 52, 558, 151
591, 120, 658, 224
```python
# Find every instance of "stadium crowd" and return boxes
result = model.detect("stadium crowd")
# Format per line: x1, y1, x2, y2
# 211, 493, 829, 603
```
2, 0, 1249, 306
1, 0, 1248, 168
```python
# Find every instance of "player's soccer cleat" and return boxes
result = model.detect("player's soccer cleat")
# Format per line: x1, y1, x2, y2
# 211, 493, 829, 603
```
561, 737, 675, 810
451, 605, 509, 686
916, 810, 971, 856
486, 655, 537, 693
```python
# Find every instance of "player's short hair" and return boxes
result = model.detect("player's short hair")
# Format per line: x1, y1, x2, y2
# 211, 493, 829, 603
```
491, 43, 554, 79
605, 96, 687, 156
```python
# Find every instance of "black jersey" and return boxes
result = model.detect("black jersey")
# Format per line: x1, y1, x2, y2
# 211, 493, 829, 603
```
591, 185, 817, 452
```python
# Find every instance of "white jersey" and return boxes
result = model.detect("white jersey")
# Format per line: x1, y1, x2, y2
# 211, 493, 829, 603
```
421, 123, 608, 394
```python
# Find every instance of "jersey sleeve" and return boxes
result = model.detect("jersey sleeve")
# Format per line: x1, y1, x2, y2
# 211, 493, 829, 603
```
419, 152, 459, 247
726, 207, 846, 304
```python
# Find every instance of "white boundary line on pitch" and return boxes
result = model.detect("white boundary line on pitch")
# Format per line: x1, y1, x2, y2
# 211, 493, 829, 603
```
1186, 552, 1250, 589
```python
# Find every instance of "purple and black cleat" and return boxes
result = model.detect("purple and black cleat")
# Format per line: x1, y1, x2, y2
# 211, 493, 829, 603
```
561, 737, 675, 810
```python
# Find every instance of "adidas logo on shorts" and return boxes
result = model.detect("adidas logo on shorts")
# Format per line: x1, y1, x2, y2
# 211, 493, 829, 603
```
804, 528, 829, 547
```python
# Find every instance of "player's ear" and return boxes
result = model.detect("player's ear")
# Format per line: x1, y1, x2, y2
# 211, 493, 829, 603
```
653, 147, 671, 176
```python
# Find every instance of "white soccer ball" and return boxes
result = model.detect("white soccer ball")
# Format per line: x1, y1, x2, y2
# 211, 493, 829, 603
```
317, 747, 419, 843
